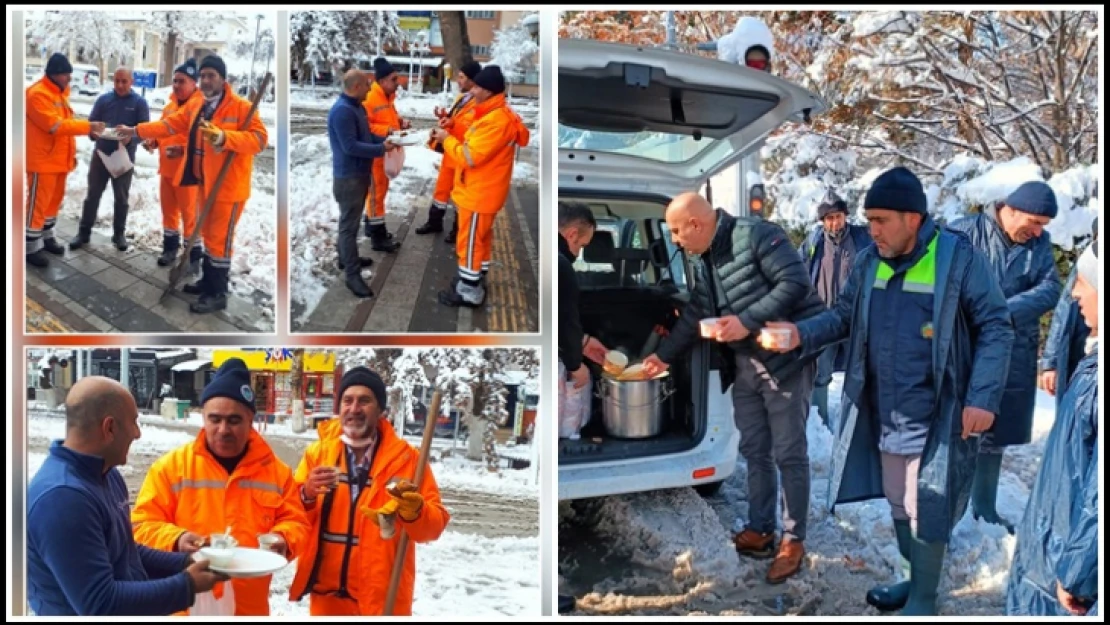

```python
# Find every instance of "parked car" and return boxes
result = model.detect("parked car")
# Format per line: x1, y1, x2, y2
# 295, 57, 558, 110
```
557, 38, 826, 501
70, 63, 101, 96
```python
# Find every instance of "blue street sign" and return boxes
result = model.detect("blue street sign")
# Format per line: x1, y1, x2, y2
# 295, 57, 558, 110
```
133, 70, 157, 89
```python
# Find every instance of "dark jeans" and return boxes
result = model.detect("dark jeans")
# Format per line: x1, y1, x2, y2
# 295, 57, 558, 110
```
334, 176, 370, 280
732, 355, 817, 541
79, 153, 133, 237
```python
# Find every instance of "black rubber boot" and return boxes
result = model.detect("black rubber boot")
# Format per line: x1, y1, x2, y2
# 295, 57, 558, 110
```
190, 264, 228, 314
866, 520, 913, 611
444, 215, 458, 244
438, 277, 485, 308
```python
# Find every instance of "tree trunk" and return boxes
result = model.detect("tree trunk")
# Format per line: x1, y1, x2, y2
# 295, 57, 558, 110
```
437, 11, 473, 79
162, 33, 177, 88
466, 410, 484, 461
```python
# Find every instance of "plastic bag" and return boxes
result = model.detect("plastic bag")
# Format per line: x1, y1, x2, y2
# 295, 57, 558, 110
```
97, 147, 133, 178
191, 581, 236, 616
384, 146, 405, 179
558, 361, 592, 439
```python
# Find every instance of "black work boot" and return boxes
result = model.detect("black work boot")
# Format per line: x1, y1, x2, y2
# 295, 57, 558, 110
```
27, 249, 50, 267
416, 204, 445, 235
370, 224, 400, 253
158, 234, 180, 267
69, 231, 91, 250
444, 214, 458, 244
42, 237, 66, 255
112, 233, 129, 252
438, 277, 485, 308
190, 263, 228, 314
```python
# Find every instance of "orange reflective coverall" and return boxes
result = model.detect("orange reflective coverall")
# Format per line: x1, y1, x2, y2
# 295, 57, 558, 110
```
362, 81, 405, 225
131, 430, 311, 616
289, 418, 449, 616
442, 93, 531, 283
25, 76, 92, 253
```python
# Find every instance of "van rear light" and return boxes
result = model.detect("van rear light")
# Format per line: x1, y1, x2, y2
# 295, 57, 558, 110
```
693, 468, 715, 479
750, 184, 766, 217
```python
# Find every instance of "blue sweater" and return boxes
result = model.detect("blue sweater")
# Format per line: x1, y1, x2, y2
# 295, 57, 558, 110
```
89, 89, 150, 160
327, 92, 387, 179
27, 441, 195, 616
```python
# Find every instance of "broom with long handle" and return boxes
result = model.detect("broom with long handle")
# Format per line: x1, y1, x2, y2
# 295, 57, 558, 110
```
383, 389, 442, 615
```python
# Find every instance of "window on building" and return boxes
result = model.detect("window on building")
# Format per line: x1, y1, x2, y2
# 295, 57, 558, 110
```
523, 69, 540, 85
470, 45, 490, 57
465, 10, 495, 19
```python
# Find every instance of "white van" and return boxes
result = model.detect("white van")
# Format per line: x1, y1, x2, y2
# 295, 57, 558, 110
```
557, 39, 826, 501
70, 64, 101, 96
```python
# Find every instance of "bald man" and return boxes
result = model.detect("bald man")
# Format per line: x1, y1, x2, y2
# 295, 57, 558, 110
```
27, 376, 227, 616
328, 69, 399, 298
71, 67, 150, 253
641, 193, 825, 584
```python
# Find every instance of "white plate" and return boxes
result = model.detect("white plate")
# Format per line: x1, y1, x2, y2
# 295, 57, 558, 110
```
388, 131, 425, 146
205, 547, 288, 579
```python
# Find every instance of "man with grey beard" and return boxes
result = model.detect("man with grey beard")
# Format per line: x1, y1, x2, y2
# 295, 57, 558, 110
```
288, 367, 450, 615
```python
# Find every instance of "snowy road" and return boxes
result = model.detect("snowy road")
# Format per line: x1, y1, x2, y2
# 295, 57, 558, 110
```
558, 377, 1058, 616
26, 411, 540, 616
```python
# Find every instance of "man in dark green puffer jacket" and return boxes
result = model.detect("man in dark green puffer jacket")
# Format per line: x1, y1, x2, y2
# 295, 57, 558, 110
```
642, 192, 825, 585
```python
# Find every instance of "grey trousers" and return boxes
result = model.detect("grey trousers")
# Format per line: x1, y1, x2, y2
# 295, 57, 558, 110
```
881, 452, 922, 527
732, 355, 816, 541
334, 176, 370, 280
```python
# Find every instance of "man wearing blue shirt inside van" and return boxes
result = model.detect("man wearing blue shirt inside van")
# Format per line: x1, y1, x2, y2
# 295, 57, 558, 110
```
69, 67, 150, 253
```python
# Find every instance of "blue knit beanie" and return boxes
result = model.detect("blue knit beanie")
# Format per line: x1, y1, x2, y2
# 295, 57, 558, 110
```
1004, 181, 1058, 219
201, 358, 255, 413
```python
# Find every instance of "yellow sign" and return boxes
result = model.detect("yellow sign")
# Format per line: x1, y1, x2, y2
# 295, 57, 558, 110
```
399, 17, 431, 30
213, 350, 337, 373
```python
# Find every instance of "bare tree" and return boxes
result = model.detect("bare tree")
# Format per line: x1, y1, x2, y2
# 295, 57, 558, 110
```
148, 12, 214, 88
437, 11, 474, 81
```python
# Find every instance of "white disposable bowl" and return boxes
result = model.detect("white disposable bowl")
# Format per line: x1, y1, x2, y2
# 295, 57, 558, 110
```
199, 547, 235, 567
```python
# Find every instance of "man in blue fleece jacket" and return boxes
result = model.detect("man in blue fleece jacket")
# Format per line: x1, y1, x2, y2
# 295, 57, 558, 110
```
327, 68, 399, 299
27, 376, 228, 616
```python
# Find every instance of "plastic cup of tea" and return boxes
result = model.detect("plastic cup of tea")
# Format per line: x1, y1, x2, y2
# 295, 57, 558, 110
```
199, 546, 235, 567
760, 327, 793, 350
699, 318, 721, 339
257, 533, 283, 553
602, 351, 628, 376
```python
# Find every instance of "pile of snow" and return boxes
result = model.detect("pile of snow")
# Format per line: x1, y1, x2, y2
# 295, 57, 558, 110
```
431, 452, 538, 500
562, 376, 1064, 615
65, 135, 276, 324
718, 17, 775, 65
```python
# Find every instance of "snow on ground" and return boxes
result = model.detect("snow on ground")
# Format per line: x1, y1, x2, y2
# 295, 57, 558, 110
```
62, 133, 277, 324
560, 376, 1063, 616
291, 87, 539, 121
26, 412, 540, 616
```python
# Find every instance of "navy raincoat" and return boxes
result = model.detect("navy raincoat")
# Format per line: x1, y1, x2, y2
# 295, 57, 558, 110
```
800, 223, 873, 371
1006, 346, 1099, 616
1041, 264, 1091, 410
797, 219, 1014, 543
948, 210, 1061, 446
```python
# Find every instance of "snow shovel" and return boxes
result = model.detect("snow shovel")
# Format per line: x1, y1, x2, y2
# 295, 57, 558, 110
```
383, 389, 442, 616
162, 72, 274, 302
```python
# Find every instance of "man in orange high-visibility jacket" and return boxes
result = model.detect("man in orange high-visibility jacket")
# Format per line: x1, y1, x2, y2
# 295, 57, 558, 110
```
131, 358, 311, 616
430, 65, 531, 308
289, 367, 449, 616
25, 53, 105, 268
117, 55, 268, 315
415, 60, 481, 242
142, 59, 203, 272
361, 57, 407, 253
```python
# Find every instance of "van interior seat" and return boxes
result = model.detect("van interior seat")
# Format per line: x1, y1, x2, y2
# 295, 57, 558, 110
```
579, 229, 620, 289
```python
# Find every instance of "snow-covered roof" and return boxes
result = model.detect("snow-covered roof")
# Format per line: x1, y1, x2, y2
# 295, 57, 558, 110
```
154, 349, 194, 360
172, 359, 211, 372
379, 55, 443, 69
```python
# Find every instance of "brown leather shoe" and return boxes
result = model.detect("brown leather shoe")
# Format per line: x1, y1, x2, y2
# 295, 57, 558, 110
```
766, 539, 805, 584
733, 529, 776, 559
